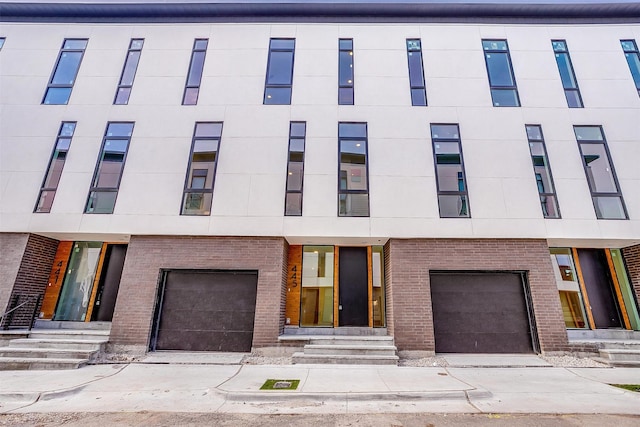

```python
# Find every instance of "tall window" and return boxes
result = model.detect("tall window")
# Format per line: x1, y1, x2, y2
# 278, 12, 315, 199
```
338, 39, 354, 105
264, 38, 295, 105
285, 122, 306, 216
621, 39, 640, 97
482, 39, 520, 107
338, 123, 369, 217
34, 122, 76, 213
181, 122, 222, 215
431, 124, 470, 218
43, 39, 88, 105
526, 125, 561, 218
0, 38, 5, 50
574, 126, 628, 220
552, 40, 583, 108
406, 39, 427, 106
85, 123, 134, 214
114, 39, 144, 105
182, 39, 208, 105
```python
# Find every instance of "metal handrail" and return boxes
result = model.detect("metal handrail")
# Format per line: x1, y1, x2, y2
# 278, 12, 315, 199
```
0, 297, 34, 321
0, 294, 41, 330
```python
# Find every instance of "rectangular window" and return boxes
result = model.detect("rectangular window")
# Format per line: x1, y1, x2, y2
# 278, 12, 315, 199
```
181, 122, 222, 215
338, 123, 369, 217
300, 246, 335, 327
431, 124, 470, 218
526, 125, 561, 218
552, 40, 583, 108
182, 39, 208, 105
338, 39, 354, 105
264, 38, 295, 105
482, 39, 520, 107
0, 38, 5, 50
85, 122, 134, 214
406, 39, 427, 106
114, 39, 144, 105
285, 122, 306, 215
574, 126, 628, 219
34, 122, 76, 213
43, 39, 88, 105
621, 39, 640, 97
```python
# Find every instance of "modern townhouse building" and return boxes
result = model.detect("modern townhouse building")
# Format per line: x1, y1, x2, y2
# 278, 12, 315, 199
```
1, 0, 639, 363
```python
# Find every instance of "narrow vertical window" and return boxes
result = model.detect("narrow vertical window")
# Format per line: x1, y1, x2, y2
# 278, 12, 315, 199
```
285, 122, 306, 215
0, 38, 5, 50
114, 39, 144, 105
264, 38, 295, 105
574, 126, 628, 220
338, 39, 354, 105
43, 39, 88, 105
338, 123, 369, 217
406, 39, 427, 106
181, 122, 222, 215
482, 39, 520, 107
182, 39, 208, 105
431, 124, 470, 218
552, 40, 583, 108
34, 122, 76, 213
86, 122, 134, 214
526, 125, 561, 218
621, 40, 640, 97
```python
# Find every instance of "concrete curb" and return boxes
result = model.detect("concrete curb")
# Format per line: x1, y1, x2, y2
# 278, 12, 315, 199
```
220, 389, 492, 402
0, 392, 40, 403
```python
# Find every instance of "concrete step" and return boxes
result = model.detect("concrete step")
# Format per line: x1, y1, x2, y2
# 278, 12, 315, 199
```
572, 339, 640, 350
292, 352, 399, 365
599, 348, 640, 362
591, 356, 640, 368
283, 326, 388, 336
33, 320, 111, 331
9, 338, 105, 351
308, 336, 395, 346
304, 344, 397, 356
28, 329, 110, 341
0, 357, 87, 370
567, 329, 640, 341
0, 347, 95, 359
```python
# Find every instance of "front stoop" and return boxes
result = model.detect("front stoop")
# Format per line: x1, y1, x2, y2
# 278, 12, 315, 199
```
0, 322, 110, 370
289, 336, 398, 365
568, 329, 640, 367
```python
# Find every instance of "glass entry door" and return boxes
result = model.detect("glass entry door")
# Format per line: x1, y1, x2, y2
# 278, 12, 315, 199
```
54, 242, 102, 321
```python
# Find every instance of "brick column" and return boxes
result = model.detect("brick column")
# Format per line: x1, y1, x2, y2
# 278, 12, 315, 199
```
0, 233, 29, 318
622, 244, 640, 310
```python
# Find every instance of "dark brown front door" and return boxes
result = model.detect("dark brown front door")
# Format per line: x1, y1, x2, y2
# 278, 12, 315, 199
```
430, 272, 533, 353
92, 244, 127, 322
339, 247, 368, 326
152, 270, 258, 352
577, 249, 622, 329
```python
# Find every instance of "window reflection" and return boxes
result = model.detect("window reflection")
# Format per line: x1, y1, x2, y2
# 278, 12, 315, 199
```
550, 248, 589, 329
300, 246, 334, 327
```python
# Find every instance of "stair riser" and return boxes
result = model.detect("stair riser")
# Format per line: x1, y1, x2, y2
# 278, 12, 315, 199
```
293, 356, 398, 365
0, 361, 85, 370
9, 341, 103, 351
599, 343, 640, 350
568, 330, 640, 340
305, 348, 397, 356
28, 333, 109, 341
599, 352, 640, 362
308, 339, 394, 346
0, 350, 95, 359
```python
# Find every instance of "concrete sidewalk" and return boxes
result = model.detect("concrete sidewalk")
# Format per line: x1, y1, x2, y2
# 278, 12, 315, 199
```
1, 356, 639, 415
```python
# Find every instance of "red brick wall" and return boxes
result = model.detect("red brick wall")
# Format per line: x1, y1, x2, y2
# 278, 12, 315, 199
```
0, 233, 29, 318
109, 236, 287, 350
386, 238, 567, 353
0, 234, 59, 328
622, 244, 640, 309
383, 240, 394, 335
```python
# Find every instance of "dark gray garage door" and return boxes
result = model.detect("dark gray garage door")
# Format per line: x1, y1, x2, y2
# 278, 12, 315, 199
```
430, 272, 533, 353
153, 270, 258, 352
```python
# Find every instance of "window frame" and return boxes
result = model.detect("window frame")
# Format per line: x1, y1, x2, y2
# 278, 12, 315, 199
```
574, 125, 628, 220
42, 38, 88, 105
284, 121, 306, 216
85, 122, 135, 214
180, 122, 223, 216
525, 124, 562, 218
481, 39, 520, 107
405, 38, 427, 106
551, 40, 583, 108
621, 39, 640, 97
338, 38, 354, 105
263, 38, 296, 105
338, 122, 370, 217
430, 123, 471, 218
182, 38, 208, 105
114, 38, 144, 105
34, 121, 77, 213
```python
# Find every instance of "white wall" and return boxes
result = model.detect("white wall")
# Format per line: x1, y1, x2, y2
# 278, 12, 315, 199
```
1, 22, 639, 246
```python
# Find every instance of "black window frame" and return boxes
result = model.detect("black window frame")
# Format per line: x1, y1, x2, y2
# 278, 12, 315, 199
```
85, 122, 135, 214
430, 123, 471, 218
525, 124, 561, 219
114, 38, 144, 105
181, 122, 223, 216
42, 38, 88, 105
182, 38, 208, 105
34, 121, 77, 213
552, 40, 583, 108
263, 38, 295, 105
481, 39, 520, 107
338, 122, 370, 217
406, 38, 427, 106
574, 125, 628, 220
621, 39, 640, 97
338, 38, 354, 105
284, 121, 306, 216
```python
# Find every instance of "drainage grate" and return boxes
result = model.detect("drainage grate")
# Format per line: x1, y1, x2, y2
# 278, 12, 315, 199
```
260, 379, 300, 390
